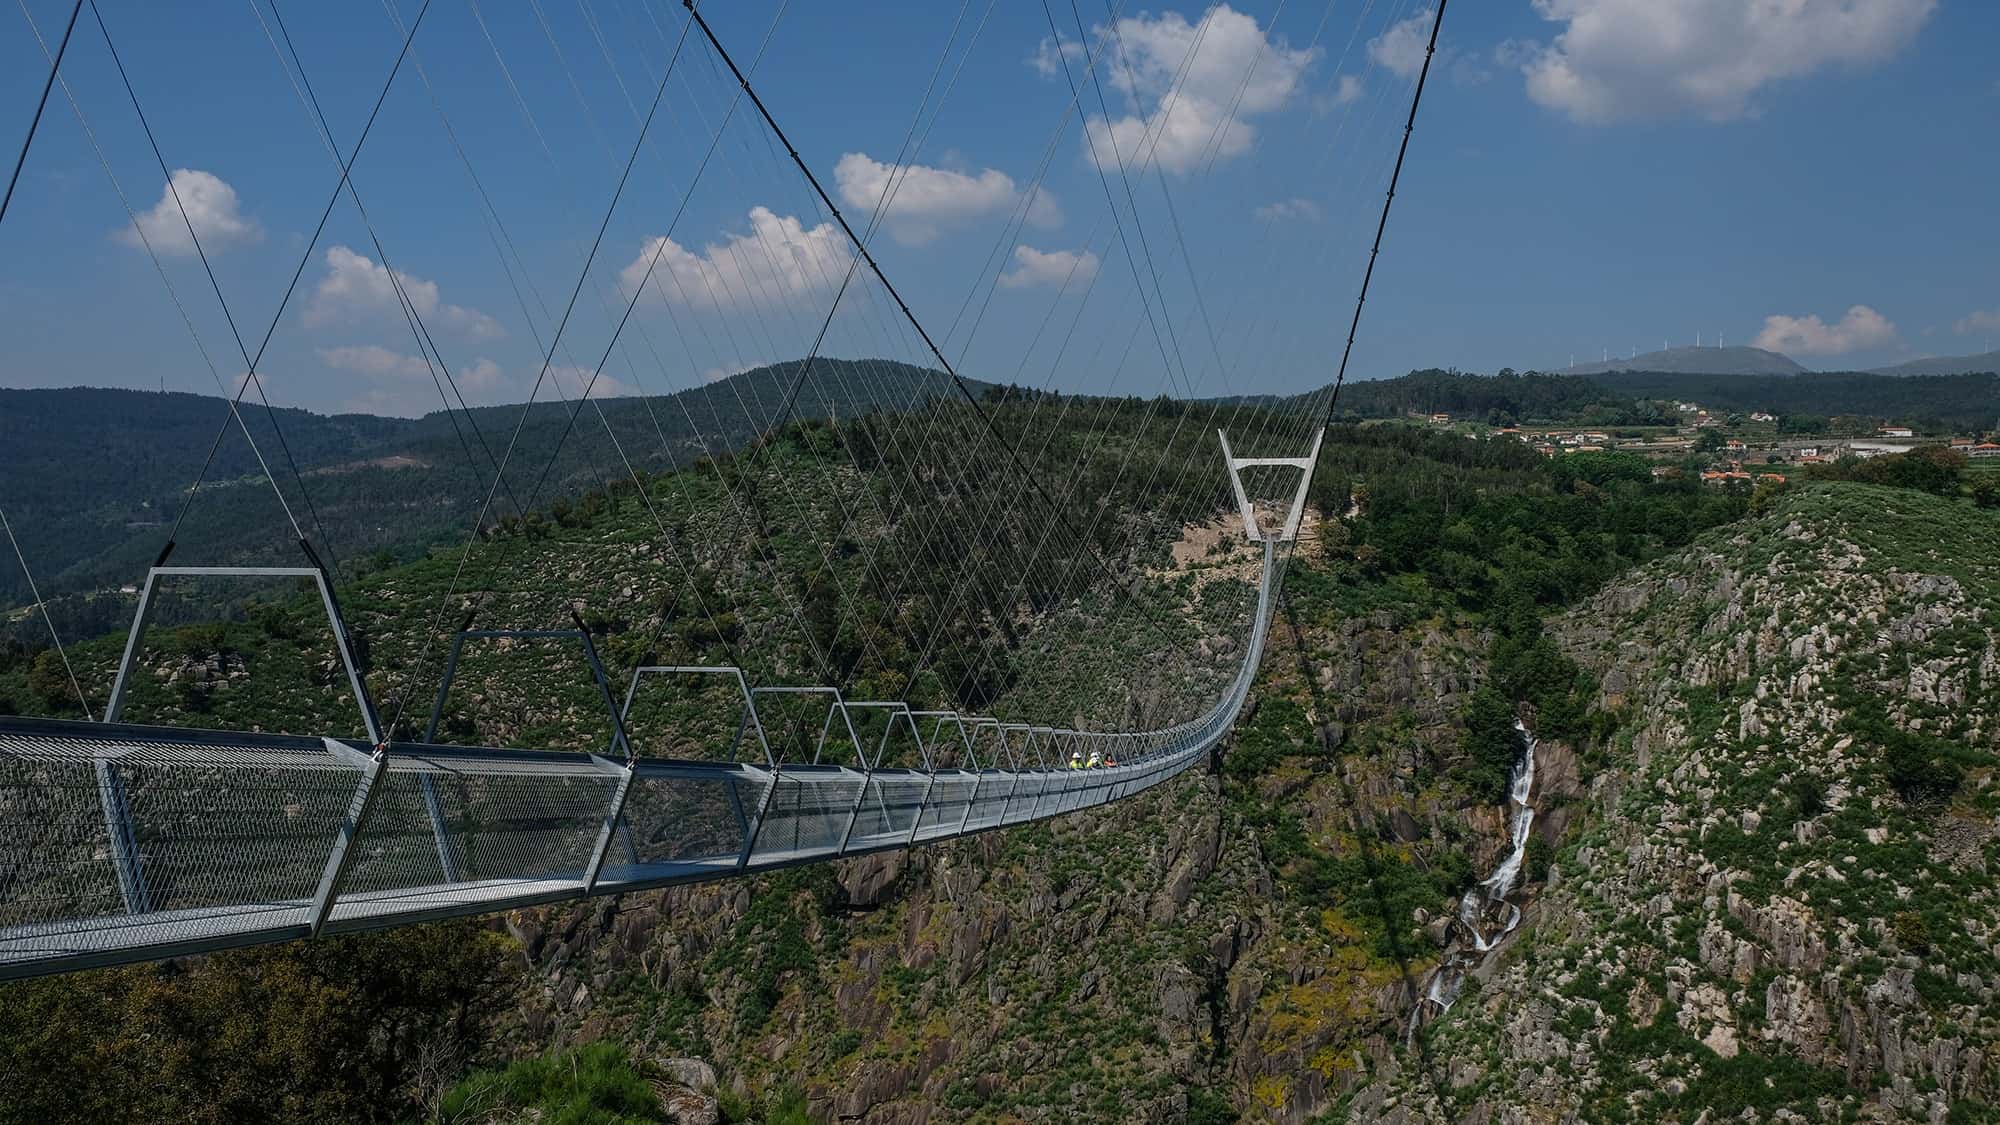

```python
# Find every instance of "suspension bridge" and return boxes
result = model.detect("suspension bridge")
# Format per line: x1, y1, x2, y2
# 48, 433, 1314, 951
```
0, 0, 1446, 981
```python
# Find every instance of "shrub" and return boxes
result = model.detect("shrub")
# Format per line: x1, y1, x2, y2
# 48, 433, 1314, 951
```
1892, 911, 1931, 954
437, 1041, 661, 1124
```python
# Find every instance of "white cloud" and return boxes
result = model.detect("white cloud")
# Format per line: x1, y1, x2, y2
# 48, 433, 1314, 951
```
1519, 0, 1936, 124
1369, 8, 1437, 79
1752, 304, 1897, 357
1954, 308, 2000, 336
320, 345, 506, 393
833, 153, 1059, 246
1309, 74, 1367, 116
998, 245, 1100, 290
1030, 33, 1085, 79
318, 344, 430, 379
115, 169, 260, 255
1081, 4, 1320, 175
330, 355, 506, 414
622, 206, 850, 312
306, 246, 503, 338
1254, 197, 1321, 223
548, 364, 634, 402
456, 357, 505, 391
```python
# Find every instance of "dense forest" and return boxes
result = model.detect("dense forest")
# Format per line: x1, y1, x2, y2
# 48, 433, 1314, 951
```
1589, 369, 2000, 433
0, 401, 1779, 1121
0, 360, 979, 628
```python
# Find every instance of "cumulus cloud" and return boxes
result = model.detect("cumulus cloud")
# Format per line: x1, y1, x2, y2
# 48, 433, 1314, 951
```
319, 345, 506, 392
1254, 197, 1321, 223
1369, 8, 1437, 79
306, 246, 502, 338
1519, 0, 1936, 124
456, 357, 505, 391
1030, 33, 1085, 79
1752, 305, 1897, 357
1074, 4, 1319, 175
1954, 308, 2000, 336
318, 344, 429, 379
547, 364, 634, 402
998, 245, 1100, 290
622, 207, 850, 312
115, 169, 260, 255
833, 153, 1059, 245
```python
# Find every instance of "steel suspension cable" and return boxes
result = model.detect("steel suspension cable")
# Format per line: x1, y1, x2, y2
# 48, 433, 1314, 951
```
456, 1, 824, 683
681, 0, 1186, 661
249, 0, 523, 524
12, 0, 296, 527
0, 507, 93, 720
90, 0, 437, 583
0, 0, 80, 230
1321, 0, 1447, 430
381, 3, 739, 737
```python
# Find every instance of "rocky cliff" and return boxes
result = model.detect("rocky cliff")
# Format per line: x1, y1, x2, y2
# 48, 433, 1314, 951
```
1346, 484, 2000, 1123
500, 483, 2000, 1124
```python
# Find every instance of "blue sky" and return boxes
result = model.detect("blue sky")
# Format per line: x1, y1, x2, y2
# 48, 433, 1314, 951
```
1, 0, 1993, 415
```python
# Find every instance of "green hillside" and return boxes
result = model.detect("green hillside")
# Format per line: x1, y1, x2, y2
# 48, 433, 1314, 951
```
0, 412, 1808, 1123
0, 359, 976, 632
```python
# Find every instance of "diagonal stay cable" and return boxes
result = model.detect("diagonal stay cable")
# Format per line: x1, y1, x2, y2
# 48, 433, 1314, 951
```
250, 0, 526, 525
1267, 1, 1448, 596
0, 0, 81, 229
383, 4, 751, 738
680, 0, 1184, 655
1315, 4, 1447, 447
13, 0, 312, 557
0, 507, 93, 720
92, 0, 434, 577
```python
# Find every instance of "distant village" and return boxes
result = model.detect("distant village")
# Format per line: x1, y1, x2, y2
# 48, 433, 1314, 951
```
1410, 401, 2000, 486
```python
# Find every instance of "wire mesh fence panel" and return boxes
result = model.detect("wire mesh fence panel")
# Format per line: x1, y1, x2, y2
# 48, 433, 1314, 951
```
0, 753, 125, 934
842, 771, 929, 851
616, 769, 768, 869
999, 772, 1052, 825
434, 771, 614, 884
334, 752, 616, 918
913, 771, 979, 841
963, 772, 1016, 832
116, 749, 356, 917
747, 768, 866, 863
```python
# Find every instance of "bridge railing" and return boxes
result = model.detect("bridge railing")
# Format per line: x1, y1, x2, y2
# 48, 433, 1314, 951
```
0, 537, 1280, 981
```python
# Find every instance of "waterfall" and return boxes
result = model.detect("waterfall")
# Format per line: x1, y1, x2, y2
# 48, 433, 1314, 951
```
1413, 721, 1539, 1026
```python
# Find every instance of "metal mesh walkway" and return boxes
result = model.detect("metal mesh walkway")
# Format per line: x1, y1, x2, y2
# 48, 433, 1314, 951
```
0, 541, 1279, 980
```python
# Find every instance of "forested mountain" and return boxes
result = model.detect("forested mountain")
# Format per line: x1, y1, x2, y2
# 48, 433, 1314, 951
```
0, 359, 978, 628
1311, 367, 1622, 422
1588, 370, 2000, 432
3, 381, 1998, 1123
1869, 349, 2000, 377
1283, 366, 2000, 433
1560, 345, 1805, 376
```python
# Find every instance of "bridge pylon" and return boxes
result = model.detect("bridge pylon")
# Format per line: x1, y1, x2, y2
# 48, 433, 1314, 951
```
1218, 428, 1325, 543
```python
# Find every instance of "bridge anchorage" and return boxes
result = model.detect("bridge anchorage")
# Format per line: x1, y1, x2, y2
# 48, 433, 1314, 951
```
0, 431, 1321, 981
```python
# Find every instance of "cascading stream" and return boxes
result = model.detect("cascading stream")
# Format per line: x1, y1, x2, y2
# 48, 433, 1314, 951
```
1414, 720, 1539, 1025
